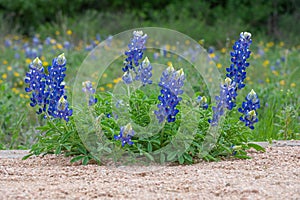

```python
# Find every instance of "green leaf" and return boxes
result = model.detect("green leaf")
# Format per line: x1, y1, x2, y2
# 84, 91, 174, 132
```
160, 153, 165, 164
178, 155, 184, 164
70, 155, 85, 163
147, 142, 152, 152
22, 153, 34, 160
143, 151, 154, 161
167, 151, 177, 161
55, 145, 62, 155
82, 156, 89, 165
247, 143, 266, 152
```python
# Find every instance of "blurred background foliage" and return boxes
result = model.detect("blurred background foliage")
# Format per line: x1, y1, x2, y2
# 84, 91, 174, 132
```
0, 0, 299, 47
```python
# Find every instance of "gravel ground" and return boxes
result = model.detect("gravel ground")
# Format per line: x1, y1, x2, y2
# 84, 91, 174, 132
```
0, 146, 299, 200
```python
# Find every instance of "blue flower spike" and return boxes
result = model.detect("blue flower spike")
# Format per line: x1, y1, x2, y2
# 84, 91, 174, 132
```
82, 81, 98, 106
155, 66, 185, 123
136, 57, 153, 86
209, 77, 237, 125
226, 32, 252, 90
123, 30, 148, 74
238, 89, 260, 129
114, 123, 135, 147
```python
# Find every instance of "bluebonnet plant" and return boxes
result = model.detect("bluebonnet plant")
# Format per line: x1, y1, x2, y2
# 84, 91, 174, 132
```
25, 53, 73, 122
135, 57, 152, 86
82, 81, 98, 106
226, 32, 252, 90
114, 123, 135, 147
209, 77, 238, 125
154, 65, 185, 123
238, 89, 260, 129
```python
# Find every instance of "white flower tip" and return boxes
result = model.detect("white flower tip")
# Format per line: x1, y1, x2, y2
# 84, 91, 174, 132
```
133, 30, 143, 37
177, 68, 184, 77
32, 57, 42, 68
225, 77, 232, 85
166, 65, 175, 73
57, 53, 66, 65
240, 32, 251, 40
249, 89, 256, 96
143, 57, 150, 66
248, 110, 256, 117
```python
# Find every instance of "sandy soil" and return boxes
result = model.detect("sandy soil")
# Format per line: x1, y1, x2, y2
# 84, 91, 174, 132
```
0, 146, 299, 200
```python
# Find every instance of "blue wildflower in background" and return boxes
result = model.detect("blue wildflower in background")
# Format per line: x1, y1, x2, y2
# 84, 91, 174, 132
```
114, 123, 135, 147
122, 31, 148, 84
226, 32, 252, 90
135, 57, 152, 86
154, 65, 185, 123
82, 81, 98, 106
209, 77, 237, 125
238, 89, 260, 129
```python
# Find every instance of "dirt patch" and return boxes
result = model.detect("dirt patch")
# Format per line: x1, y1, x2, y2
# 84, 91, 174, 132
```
0, 146, 299, 199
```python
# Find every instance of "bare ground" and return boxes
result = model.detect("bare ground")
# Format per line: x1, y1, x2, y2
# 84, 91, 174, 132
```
0, 146, 299, 200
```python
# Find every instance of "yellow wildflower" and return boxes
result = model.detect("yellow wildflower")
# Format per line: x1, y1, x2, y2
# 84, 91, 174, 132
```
66, 29, 72, 35
99, 87, 105, 91
113, 77, 122, 83
266, 78, 270, 83
279, 80, 285, 86
266, 42, 274, 48
56, 43, 63, 49
167, 61, 173, 67
43, 61, 49, 66
263, 60, 270, 67
19, 93, 25, 98
279, 42, 284, 47
102, 73, 108, 78
25, 58, 32, 64
2, 73, 7, 79
25, 95, 30, 99
185, 40, 190, 45
19, 80, 24, 86
272, 70, 279, 76
13, 72, 20, 77
3, 60, 8, 65
165, 44, 171, 51
216, 63, 222, 69
7, 66, 12, 71
55, 31, 60, 36
209, 53, 216, 58
221, 48, 226, 53
0, 80, 3, 84
290, 83, 296, 87
106, 83, 113, 88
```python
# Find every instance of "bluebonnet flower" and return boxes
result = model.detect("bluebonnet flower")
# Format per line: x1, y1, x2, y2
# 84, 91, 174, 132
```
122, 31, 147, 74
196, 96, 208, 110
154, 66, 185, 123
209, 77, 238, 125
25, 57, 49, 114
114, 123, 135, 147
47, 53, 68, 117
82, 81, 98, 106
226, 32, 252, 90
135, 57, 152, 86
238, 89, 260, 129
54, 96, 73, 122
